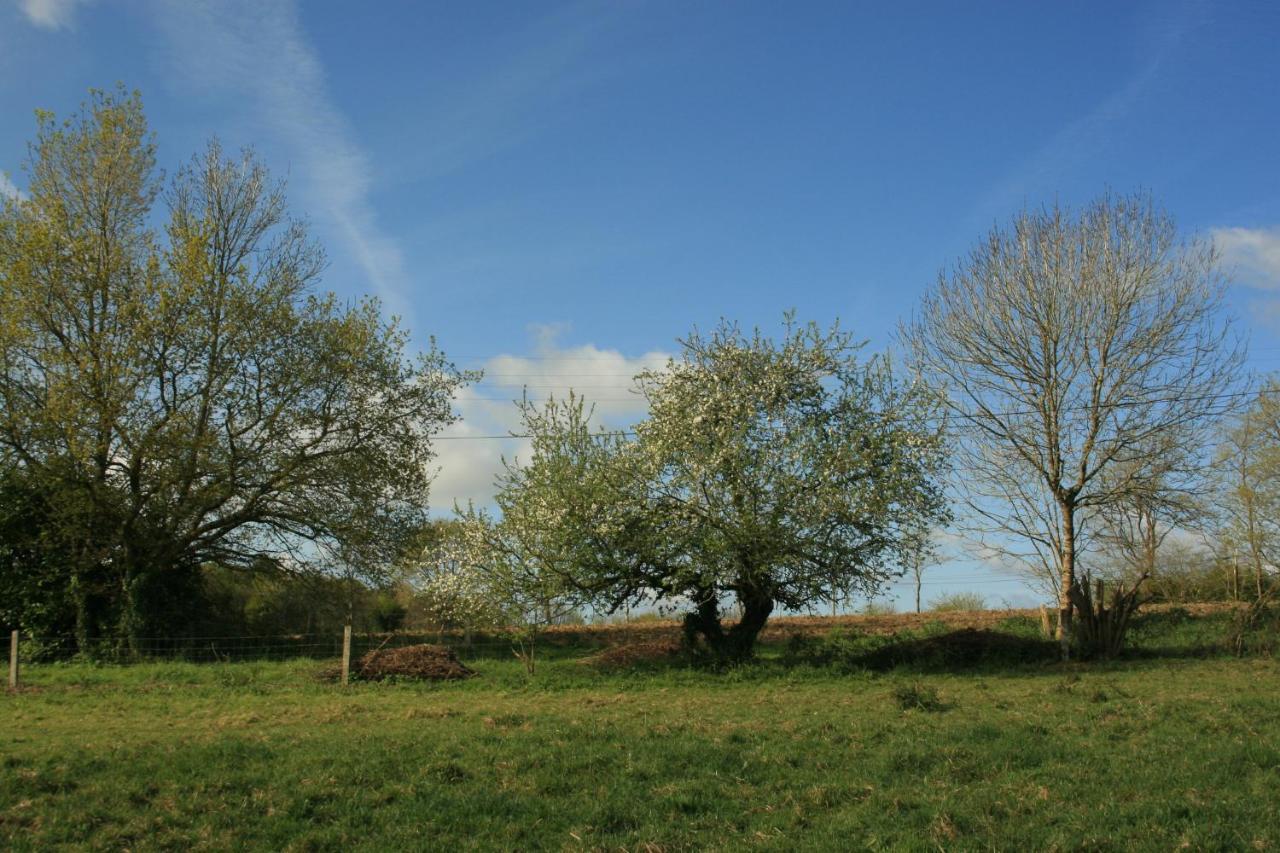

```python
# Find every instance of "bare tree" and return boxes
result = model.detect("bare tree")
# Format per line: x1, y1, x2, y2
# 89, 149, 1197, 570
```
1095, 458, 1204, 583
903, 524, 942, 613
1214, 384, 1280, 603
904, 194, 1244, 658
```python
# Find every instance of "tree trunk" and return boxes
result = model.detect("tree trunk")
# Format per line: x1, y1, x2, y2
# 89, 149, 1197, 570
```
724, 590, 774, 661
119, 564, 142, 659
1141, 508, 1157, 579
681, 593, 725, 653
1068, 574, 1146, 659
1057, 500, 1077, 661
915, 572, 922, 614
117, 540, 149, 659
71, 567, 92, 656
1246, 495, 1265, 601
682, 586, 774, 662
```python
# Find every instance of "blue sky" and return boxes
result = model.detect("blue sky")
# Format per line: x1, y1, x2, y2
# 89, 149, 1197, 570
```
3, 0, 1279, 608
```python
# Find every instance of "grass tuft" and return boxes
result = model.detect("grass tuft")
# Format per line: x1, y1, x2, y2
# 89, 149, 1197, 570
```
892, 682, 949, 712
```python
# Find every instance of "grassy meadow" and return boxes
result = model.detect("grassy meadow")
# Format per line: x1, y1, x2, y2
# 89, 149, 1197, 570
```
3, 610, 1279, 851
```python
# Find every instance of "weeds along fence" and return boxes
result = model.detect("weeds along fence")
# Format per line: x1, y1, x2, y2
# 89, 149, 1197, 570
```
3, 625, 677, 688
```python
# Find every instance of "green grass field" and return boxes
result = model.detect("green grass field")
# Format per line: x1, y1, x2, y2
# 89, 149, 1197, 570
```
3, 614, 1279, 851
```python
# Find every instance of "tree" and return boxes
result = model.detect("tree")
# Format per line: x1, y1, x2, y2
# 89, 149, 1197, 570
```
903, 524, 942, 614
497, 317, 950, 661
435, 511, 582, 674
904, 194, 1244, 658
0, 467, 73, 638
0, 89, 472, 649
404, 519, 505, 640
1213, 383, 1280, 603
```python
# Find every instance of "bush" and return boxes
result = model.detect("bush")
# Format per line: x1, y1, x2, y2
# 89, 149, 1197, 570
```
371, 595, 407, 632
1225, 603, 1280, 658
929, 592, 986, 612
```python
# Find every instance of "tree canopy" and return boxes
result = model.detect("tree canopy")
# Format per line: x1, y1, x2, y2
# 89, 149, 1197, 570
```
903, 194, 1244, 657
485, 317, 950, 660
0, 89, 472, 647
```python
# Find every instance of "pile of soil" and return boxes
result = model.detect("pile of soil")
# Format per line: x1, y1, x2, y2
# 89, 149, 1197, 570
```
858, 628, 1060, 671
321, 644, 475, 682
583, 639, 684, 670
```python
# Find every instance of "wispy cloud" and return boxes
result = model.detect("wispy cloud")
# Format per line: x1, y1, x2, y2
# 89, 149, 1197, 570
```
17, 0, 90, 29
431, 326, 670, 512
146, 0, 410, 316
1212, 226, 1280, 290
394, 4, 623, 183
972, 1, 1197, 222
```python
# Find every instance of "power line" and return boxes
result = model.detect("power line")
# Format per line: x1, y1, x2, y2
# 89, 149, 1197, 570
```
446, 346, 1280, 366
435, 386, 1278, 441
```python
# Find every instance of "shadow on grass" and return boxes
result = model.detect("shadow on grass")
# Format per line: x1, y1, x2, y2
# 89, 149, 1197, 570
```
778, 623, 1060, 674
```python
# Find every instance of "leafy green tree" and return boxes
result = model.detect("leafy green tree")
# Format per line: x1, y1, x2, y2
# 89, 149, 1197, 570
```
0, 467, 76, 637
0, 89, 472, 650
494, 317, 950, 661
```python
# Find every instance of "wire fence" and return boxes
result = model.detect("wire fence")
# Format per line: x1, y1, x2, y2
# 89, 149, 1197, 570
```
4, 623, 682, 679
4, 606, 1078, 690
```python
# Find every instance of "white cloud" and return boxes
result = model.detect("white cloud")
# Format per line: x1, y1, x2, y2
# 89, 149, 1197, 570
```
1212, 226, 1280, 290
430, 327, 671, 512
0, 172, 24, 201
147, 0, 410, 316
17, 0, 89, 29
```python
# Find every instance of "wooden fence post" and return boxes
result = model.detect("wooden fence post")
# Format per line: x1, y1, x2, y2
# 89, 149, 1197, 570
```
8, 630, 18, 691
341, 625, 352, 687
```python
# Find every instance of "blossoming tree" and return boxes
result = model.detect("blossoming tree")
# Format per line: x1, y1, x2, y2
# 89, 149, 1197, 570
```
494, 316, 950, 661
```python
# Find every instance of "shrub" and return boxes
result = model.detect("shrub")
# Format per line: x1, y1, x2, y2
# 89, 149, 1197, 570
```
372, 594, 408, 632
1225, 603, 1280, 658
929, 591, 986, 612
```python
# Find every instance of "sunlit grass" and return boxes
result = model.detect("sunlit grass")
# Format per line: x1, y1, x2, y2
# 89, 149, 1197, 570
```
3, 618, 1278, 850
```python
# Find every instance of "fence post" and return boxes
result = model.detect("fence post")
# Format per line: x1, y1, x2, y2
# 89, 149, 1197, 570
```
8, 630, 18, 691
341, 625, 352, 687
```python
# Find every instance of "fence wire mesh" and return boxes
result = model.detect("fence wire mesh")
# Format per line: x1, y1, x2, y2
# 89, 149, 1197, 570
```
10, 624, 673, 673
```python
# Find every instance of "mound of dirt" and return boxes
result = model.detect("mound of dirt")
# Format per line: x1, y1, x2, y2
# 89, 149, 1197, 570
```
858, 628, 1059, 671
321, 644, 475, 682
583, 639, 684, 670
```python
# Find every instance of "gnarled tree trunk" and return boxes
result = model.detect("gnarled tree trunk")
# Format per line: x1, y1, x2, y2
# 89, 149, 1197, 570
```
681, 584, 774, 662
